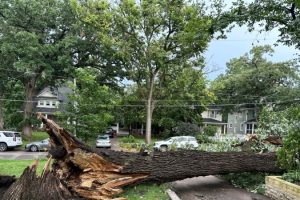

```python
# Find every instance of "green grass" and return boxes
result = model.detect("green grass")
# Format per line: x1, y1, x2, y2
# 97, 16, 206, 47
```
0, 159, 47, 177
121, 183, 170, 200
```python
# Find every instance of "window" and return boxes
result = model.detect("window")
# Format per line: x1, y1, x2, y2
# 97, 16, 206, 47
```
209, 111, 216, 118
52, 101, 56, 107
46, 101, 50, 106
246, 124, 253, 134
39, 101, 44, 106
3, 132, 14, 137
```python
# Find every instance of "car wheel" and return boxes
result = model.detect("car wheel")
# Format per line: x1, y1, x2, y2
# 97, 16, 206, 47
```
160, 145, 168, 152
30, 145, 38, 152
0, 143, 7, 152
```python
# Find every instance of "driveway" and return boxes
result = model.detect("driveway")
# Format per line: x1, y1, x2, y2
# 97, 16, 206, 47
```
0, 150, 47, 160
172, 175, 271, 200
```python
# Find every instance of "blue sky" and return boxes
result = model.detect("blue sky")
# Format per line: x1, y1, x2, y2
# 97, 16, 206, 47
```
204, 2, 299, 80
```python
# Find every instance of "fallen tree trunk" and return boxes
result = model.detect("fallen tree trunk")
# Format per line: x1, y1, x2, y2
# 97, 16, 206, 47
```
2, 114, 282, 200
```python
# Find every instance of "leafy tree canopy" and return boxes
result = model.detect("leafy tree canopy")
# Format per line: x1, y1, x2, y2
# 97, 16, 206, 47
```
56, 68, 116, 142
211, 45, 299, 109
231, 0, 300, 48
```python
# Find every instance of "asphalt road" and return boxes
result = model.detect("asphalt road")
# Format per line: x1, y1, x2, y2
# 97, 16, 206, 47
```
0, 138, 120, 160
172, 175, 271, 200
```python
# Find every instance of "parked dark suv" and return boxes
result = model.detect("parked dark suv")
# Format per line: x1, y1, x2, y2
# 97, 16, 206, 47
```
104, 128, 117, 138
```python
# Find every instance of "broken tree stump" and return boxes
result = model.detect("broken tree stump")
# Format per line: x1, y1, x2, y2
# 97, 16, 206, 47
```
2, 114, 283, 200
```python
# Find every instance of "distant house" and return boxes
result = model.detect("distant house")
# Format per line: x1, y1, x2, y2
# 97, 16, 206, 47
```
227, 106, 259, 134
201, 106, 227, 134
34, 86, 73, 126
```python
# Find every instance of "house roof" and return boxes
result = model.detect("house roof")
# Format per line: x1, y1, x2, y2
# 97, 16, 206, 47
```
202, 118, 227, 125
36, 86, 72, 103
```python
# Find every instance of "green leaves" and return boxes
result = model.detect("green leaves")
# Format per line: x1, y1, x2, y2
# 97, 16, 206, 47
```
57, 68, 116, 142
212, 45, 299, 106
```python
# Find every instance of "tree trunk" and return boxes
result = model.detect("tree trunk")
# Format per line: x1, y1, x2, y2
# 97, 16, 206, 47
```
22, 77, 36, 140
2, 115, 281, 200
145, 76, 155, 144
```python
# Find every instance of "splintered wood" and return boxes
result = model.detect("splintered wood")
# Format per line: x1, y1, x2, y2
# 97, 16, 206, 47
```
37, 113, 148, 200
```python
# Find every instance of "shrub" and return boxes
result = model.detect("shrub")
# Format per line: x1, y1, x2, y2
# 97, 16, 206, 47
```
120, 135, 137, 143
281, 170, 300, 184
203, 125, 217, 136
223, 172, 267, 194
277, 127, 300, 171
196, 134, 210, 143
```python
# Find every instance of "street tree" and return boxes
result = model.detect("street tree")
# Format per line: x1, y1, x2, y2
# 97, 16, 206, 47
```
105, 0, 221, 143
0, 0, 87, 138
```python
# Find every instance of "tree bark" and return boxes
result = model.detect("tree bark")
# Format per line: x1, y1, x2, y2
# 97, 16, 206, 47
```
22, 77, 36, 140
2, 115, 282, 200
145, 75, 155, 144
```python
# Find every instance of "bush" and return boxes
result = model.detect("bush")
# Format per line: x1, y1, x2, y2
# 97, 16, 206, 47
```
173, 122, 200, 136
223, 172, 268, 194
281, 170, 300, 184
203, 125, 217, 136
119, 135, 137, 143
277, 127, 300, 171
196, 134, 211, 143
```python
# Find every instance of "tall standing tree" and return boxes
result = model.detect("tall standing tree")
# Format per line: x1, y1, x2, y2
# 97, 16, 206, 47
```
105, 0, 220, 143
0, 0, 84, 138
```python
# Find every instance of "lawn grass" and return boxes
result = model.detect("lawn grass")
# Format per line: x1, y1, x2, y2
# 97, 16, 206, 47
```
0, 159, 47, 177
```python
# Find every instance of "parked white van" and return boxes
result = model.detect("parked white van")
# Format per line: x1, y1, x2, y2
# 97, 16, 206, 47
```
0, 131, 23, 152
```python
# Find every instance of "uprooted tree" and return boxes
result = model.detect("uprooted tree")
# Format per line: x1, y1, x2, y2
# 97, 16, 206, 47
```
1, 114, 282, 200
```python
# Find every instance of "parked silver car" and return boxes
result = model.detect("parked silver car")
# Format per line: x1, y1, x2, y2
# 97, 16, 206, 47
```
25, 139, 49, 152
96, 135, 111, 148
153, 136, 199, 151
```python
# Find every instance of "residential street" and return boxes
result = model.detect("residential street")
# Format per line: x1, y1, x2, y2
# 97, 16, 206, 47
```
172, 175, 271, 200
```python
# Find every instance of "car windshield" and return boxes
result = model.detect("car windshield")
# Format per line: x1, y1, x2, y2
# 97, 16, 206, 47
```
97, 136, 109, 140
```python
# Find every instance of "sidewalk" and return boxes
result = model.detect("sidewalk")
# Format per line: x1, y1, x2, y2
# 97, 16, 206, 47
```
172, 175, 271, 200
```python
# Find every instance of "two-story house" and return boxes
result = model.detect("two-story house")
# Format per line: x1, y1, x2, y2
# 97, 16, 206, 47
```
34, 86, 73, 127
201, 106, 227, 134
227, 106, 259, 134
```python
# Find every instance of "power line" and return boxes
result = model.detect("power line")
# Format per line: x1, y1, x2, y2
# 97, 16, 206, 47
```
0, 98, 299, 107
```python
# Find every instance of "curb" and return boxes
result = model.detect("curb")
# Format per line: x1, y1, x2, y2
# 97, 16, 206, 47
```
166, 189, 181, 200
